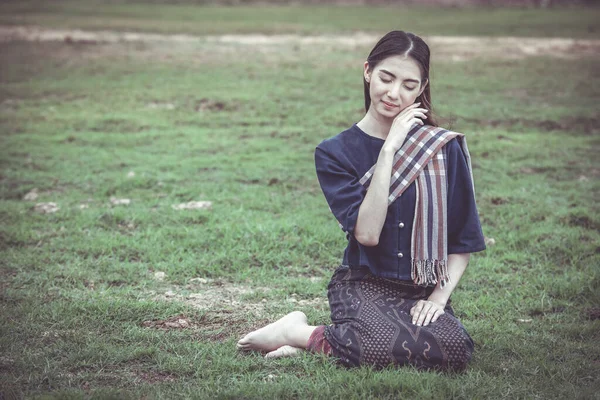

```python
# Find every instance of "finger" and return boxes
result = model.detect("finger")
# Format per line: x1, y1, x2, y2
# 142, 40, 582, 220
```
406, 108, 428, 115
412, 308, 423, 325
411, 301, 425, 324
411, 300, 425, 312
423, 308, 437, 326
396, 103, 422, 117
394, 107, 415, 121
402, 104, 425, 115
396, 113, 420, 126
430, 309, 445, 324
416, 303, 433, 326
426, 308, 442, 325
410, 301, 420, 318
400, 110, 428, 124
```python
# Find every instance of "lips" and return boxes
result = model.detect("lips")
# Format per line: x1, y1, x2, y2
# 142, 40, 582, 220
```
382, 101, 399, 108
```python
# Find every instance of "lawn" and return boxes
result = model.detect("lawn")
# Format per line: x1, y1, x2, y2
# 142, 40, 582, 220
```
1, 3, 599, 400
0, 0, 599, 37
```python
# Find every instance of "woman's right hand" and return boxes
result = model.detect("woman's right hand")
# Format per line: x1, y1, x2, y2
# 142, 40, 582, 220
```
382, 102, 429, 154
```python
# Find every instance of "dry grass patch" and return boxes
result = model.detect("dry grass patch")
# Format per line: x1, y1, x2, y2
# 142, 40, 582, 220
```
2, 27, 600, 69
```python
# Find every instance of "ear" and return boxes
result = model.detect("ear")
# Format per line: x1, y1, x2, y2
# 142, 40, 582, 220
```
363, 61, 371, 83
418, 78, 429, 97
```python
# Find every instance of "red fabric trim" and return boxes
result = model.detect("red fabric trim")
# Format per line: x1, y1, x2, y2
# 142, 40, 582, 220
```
306, 325, 332, 355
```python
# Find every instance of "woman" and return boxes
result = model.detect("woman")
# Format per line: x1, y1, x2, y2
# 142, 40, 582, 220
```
237, 31, 486, 371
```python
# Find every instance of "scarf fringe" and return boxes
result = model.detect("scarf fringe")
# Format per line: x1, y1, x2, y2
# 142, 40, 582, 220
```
411, 259, 451, 288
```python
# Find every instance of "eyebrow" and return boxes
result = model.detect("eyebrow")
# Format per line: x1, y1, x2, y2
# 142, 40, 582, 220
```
379, 69, 420, 84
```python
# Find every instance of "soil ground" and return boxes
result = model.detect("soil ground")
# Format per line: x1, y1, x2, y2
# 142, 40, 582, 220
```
1, 25, 599, 62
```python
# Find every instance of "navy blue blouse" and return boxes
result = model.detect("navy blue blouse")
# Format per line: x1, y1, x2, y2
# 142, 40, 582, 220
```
315, 124, 486, 280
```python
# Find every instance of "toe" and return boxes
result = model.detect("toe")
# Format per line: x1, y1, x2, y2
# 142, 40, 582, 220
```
265, 348, 285, 359
264, 351, 278, 359
265, 345, 301, 359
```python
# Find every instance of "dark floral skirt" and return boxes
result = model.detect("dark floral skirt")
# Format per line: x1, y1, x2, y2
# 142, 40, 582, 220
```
322, 265, 474, 370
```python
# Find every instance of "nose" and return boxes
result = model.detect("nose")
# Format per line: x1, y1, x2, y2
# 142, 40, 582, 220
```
387, 83, 401, 99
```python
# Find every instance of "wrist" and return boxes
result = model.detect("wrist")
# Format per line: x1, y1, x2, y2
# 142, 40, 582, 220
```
427, 294, 448, 308
380, 145, 396, 157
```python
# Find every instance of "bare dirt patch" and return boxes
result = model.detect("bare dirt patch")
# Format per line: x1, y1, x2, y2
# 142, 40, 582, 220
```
142, 309, 272, 342
135, 370, 177, 384
155, 283, 327, 312
142, 315, 193, 330
146, 279, 329, 341
195, 312, 272, 342
587, 308, 600, 320
1, 26, 599, 61
152, 282, 270, 314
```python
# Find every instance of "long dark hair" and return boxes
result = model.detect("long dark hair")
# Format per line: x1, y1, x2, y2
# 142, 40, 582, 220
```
364, 30, 437, 126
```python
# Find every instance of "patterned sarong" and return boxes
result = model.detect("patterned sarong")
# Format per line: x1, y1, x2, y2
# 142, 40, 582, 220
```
319, 266, 474, 370
358, 125, 474, 287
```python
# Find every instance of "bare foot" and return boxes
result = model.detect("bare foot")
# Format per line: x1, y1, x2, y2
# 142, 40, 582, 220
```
237, 311, 308, 352
265, 345, 303, 359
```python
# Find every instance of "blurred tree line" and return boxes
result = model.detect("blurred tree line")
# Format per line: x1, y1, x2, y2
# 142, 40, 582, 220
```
103, 0, 597, 7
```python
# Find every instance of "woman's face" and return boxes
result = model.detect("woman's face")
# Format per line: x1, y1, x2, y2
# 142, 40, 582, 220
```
364, 55, 427, 120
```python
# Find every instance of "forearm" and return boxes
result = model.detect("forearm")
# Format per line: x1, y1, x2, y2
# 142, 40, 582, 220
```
427, 253, 470, 307
354, 147, 395, 246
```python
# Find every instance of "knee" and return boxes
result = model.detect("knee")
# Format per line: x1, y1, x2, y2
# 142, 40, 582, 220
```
444, 336, 474, 371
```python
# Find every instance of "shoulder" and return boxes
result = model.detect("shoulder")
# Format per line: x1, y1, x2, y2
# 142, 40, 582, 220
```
316, 125, 370, 156
437, 128, 467, 155
444, 136, 462, 153
411, 125, 465, 152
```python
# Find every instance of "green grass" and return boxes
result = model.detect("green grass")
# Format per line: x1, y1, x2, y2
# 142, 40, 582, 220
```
1, 9, 600, 400
0, 0, 599, 37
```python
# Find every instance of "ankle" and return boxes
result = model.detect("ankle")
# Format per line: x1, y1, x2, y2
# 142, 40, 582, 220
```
289, 324, 317, 349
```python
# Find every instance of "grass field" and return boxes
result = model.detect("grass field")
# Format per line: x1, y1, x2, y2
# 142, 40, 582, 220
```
1, 0, 600, 38
1, 3, 600, 399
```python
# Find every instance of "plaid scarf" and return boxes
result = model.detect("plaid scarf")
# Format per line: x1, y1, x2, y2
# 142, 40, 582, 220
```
359, 125, 473, 287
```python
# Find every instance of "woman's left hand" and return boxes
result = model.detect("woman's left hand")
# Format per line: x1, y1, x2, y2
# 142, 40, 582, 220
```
410, 300, 445, 326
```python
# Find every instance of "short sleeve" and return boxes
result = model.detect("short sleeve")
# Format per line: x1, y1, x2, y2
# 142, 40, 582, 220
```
445, 138, 486, 254
315, 146, 366, 235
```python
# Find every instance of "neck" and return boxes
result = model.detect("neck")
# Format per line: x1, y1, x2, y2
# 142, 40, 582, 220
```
356, 108, 394, 140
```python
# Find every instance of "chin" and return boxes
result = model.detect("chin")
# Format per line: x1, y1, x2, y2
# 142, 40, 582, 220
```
379, 106, 400, 118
